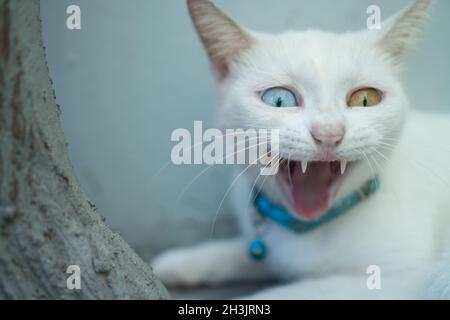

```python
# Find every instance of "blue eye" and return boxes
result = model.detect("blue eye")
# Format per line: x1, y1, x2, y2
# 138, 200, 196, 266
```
261, 87, 299, 108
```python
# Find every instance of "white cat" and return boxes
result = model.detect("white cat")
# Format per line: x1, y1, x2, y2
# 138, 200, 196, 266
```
152, 0, 450, 299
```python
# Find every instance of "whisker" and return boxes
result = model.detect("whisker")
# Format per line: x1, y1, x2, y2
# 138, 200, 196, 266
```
244, 155, 280, 220
376, 144, 450, 189
287, 150, 293, 187
210, 150, 274, 236
174, 141, 266, 208
356, 149, 378, 186
150, 134, 261, 184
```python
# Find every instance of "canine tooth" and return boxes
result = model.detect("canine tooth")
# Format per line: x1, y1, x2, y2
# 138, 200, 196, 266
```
301, 161, 308, 173
340, 161, 347, 175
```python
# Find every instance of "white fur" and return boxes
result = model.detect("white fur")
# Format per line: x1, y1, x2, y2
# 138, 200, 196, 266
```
152, 0, 450, 299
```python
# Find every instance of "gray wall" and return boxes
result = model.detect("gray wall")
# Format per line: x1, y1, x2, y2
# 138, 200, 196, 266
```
40, 0, 450, 259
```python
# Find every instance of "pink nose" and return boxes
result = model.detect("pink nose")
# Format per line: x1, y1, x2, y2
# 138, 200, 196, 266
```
311, 125, 345, 147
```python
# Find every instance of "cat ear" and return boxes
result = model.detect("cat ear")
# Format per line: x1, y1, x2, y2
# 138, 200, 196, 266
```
377, 0, 431, 66
187, 0, 253, 81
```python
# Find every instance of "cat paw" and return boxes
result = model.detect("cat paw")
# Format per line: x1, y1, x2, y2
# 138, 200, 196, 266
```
151, 247, 211, 287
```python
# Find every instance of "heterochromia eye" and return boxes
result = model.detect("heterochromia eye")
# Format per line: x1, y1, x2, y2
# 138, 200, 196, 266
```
348, 88, 382, 107
261, 87, 299, 108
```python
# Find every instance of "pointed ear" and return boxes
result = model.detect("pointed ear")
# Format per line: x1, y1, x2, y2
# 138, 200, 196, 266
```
377, 0, 431, 66
187, 0, 253, 81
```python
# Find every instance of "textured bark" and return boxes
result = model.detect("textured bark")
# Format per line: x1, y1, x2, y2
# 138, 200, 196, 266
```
0, 0, 169, 299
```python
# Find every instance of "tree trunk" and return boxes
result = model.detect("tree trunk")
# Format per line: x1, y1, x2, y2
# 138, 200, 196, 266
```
0, 0, 169, 299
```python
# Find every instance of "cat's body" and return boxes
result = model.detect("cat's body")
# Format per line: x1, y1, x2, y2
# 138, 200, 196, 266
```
233, 111, 450, 298
152, 0, 450, 299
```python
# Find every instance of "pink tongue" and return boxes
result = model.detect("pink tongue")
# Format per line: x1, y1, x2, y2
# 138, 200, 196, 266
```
290, 162, 332, 220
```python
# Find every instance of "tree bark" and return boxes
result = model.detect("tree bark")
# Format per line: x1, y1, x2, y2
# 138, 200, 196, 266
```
0, 0, 169, 299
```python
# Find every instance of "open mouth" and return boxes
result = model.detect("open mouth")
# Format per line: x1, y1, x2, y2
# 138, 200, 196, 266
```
278, 160, 351, 221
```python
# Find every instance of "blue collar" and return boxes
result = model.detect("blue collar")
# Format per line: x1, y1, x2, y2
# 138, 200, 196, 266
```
249, 177, 379, 260
254, 177, 379, 234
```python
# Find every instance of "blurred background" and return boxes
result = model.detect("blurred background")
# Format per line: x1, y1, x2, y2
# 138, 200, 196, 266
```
40, 0, 450, 263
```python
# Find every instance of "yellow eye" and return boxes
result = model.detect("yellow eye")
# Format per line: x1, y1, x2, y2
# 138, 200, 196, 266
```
347, 88, 382, 107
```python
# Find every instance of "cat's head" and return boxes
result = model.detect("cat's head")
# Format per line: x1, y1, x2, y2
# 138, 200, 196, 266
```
187, 0, 431, 220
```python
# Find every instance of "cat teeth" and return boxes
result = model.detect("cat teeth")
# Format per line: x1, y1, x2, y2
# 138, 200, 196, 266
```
301, 161, 308, 173
340, 160, 347, 175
